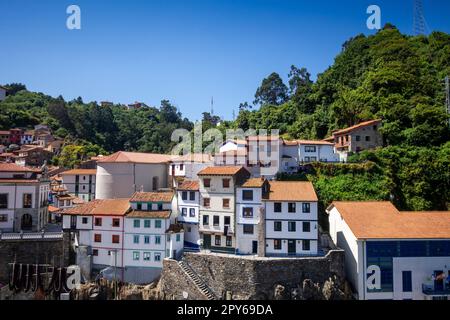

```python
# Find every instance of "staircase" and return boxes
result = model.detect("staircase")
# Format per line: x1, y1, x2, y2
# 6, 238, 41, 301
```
178, 260, 217, 300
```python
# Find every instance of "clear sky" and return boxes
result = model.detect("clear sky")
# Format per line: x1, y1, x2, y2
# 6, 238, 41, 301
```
1, 0, 449, 121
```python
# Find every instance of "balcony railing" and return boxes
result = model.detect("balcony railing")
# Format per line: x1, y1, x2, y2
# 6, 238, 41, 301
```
422, 283, 450, 295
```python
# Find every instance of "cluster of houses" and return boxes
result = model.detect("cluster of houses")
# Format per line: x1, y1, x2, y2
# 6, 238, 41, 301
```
0, 119, 449, 300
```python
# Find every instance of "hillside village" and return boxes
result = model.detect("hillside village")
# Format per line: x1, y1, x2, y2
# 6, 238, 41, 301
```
0, 122, 449, 301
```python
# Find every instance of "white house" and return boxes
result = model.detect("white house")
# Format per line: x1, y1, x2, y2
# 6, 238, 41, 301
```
0, 163, 50, 232
95, 151, 174, 199
60, 169, 96, 202
327, 201, 450, 300
297, 140, 338, 163
235, 177, 269, 255
123, 191, 183, 284
198, 166, 251, 253
263, 181, 319, 256
175, 180, 200, 249
218, 139, 247, 153
168, 153, 213, 184
0, 86, 6, 101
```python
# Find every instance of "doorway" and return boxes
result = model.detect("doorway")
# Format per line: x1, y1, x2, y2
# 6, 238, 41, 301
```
288, 240, 296, 255
21, 214, 32, 230
203, 234, 211, 249
252, 241, 258, 254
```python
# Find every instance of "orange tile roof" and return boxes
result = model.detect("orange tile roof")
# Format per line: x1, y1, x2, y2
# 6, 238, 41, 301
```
97, 151, 174, 164
177, 180, 199, 191
265, 181, 318, 201
60, 169, 97, 175
332, 119, 381, 136
0, 163, 41, 173
197, 166, 250, 176
126, 210, 171, 219
247, 135, 281, 141
328, 201, 450, 239
240, 177, 267, 188
48, 206, 60, 213
171, 153, 213, 163
130, 191, 174, 202
62, 199, 131, 216
297, 140, 334, 146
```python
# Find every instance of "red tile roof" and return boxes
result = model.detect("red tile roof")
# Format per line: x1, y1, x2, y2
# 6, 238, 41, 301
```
60, 169, 97, 175
265, 181, 318, 201
170, 153, 213, 163
0, 163, 41, 173
97, 151, 174, 164
328, 201, 450, 239
130, 191, 174, 202
197, 166, 250, 176
332, 119, 381, 136
177, 180, 199, 191
240, 177, 267, 188
126, 210, 171, 219
62, 199, 131, 216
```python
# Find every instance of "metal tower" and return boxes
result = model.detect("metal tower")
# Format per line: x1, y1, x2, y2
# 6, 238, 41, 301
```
413, 0, 426, 35
445, 76, 450, 128
210, 96, 214, 115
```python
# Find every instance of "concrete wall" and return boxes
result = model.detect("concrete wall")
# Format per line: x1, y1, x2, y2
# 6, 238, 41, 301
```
160, 250, 345, 300
0, 233, 70, 284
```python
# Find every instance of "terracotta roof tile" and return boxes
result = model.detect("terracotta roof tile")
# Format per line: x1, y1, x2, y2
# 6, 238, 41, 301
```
127, 210, 171, 219
198, 166, 250, 176
130, 191, 174, 202
240, 177, 267, 188
171, 153, 213, 163
0, 163, 41, 173
265, 181, 318, 201
332, 119, 381, 136
177, 180, 199, 191
60, 169, 97, 175
328, 201, 450, 239
62, 199, 131, 216
97, 151, 174, 164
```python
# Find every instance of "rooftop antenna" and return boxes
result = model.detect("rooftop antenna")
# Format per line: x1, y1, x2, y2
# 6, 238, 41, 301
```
413, 0, 426, 35
445, 76, 450, 128
210, 96, 214, 115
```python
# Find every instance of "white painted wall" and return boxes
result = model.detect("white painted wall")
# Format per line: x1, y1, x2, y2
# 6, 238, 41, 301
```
265, 239, 318, 256
177, 190, 199, 224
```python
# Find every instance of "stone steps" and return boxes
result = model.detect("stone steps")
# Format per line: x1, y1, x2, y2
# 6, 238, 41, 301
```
178, 260, 217, 300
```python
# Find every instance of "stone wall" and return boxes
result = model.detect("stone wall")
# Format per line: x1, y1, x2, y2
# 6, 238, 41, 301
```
160, 249, 345, 300
0, 233, 70, 284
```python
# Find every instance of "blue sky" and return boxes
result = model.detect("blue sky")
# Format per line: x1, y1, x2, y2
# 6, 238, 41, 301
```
1, 0, 449, 121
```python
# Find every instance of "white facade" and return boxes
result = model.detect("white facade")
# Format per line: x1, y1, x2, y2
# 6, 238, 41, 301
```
61, 171, 96, 202
264, 201, 318, 256
298, 143, 338, 163
96, 162, 168, 199
219, 140, 247, 153
176, 189, 200, 247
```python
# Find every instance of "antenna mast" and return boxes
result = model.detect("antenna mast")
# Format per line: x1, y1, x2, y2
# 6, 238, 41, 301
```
210, 96, 214, 115
413, 0, 426, 35
445, 76, 450, 128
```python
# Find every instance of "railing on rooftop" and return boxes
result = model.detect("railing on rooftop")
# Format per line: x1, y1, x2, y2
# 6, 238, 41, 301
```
0, 231, 63, 241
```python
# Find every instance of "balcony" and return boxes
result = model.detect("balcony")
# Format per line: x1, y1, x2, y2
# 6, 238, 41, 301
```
422, 283, 450, 296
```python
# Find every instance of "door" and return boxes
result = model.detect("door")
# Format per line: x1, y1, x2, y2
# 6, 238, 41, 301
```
252, 241, 258, 254
434, 271, 444, 291
288, 240, 296, 255
203, 234, 211, 249
21, 214, 33, 230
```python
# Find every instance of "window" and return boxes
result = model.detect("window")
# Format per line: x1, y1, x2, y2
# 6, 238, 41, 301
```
137, 203, 142, 210
179, 164, 184, 171
133, 219, 140, 228
176, 234, 181, 242
288, 221, 296, 232
213, 215, 220, 226
242, 190, 253, 201
92, 249, 98, 256
305, 146, 316, 153
133, 235, 140, 244
157, 203, 163, 210
155, 220, 162, 228
274, 202, 282, 212
223, 198, 230, 208
181, 191, 187, 200
215, 235, 221, 246
144, 220, 151, 228
112, 235, 120, 243
23, 194, 32, 208
243, 224, 254, 234
189, 192, 195, 201
0, 214, 8, 222
365, 136, 370, 142
402, 271, 412, 292
189, 208, 195, 217
181, 208, 187, 216
303, 221, 311, 232
226, 236, 232, 247
82, 217, 88, 224
133, 251, 140, 261
144, 236, 150, 244
152, 177, 159, 191
224, 216, 230, 225
203, 198, 210, 207
288, 203, 296, 213
154, 253, 161, 261
274, 221, 282, 232
155, 236, 161, 244
302, 203, 311, 213
143, 252, 151, 261
112, 218, 120, 227
222, 179, 230, 188
355, 135, 361, 142
203, 215, 209, 226
94, 234, 101, 242
274, 239, 282, 250
243, 207, 253, 218
302, 240, 310, 251
203, 178, 211, 188
94, 218, 102, 226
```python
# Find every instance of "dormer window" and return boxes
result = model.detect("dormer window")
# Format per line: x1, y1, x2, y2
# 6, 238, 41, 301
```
203, 178, 211, 188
